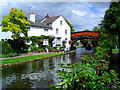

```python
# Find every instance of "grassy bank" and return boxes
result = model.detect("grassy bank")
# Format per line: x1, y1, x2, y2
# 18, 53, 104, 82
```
0, 52, 64, 66
112, 48, 119, 54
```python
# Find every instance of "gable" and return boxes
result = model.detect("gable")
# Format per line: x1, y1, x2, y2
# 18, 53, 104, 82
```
51, 16, 70, 29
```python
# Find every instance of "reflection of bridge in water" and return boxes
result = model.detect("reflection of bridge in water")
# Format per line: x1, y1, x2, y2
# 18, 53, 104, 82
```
71, 31, 100, 49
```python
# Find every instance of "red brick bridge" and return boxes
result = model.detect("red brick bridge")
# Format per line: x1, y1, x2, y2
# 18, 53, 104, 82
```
71, 31, 100, 46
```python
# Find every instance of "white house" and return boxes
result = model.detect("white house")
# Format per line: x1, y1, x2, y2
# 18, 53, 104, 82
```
22, 13, 71, 49
0, 24, 13, 41
0, 10, 71, 50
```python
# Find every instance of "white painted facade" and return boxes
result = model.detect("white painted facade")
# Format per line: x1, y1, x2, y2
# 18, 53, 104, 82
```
26, 15, 71, 49
0, 25, 13, 41
0, 13, 71, 49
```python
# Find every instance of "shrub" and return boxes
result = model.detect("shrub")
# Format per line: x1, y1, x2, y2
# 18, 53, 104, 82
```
1, 41, 14, 55
0, 53, 20, 58
30, 45, 34, 51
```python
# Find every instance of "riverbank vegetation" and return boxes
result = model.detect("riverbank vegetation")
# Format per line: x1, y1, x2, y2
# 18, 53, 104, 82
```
112, 48, 119, 54
0, 35, 65, 58
0, 52, 64, 66
50, 1, 120, 89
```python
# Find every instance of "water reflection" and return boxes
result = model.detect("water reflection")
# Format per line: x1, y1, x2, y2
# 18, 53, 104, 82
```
2, 48, 94, 88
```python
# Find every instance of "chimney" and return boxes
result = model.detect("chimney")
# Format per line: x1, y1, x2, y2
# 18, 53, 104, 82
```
45, 14, 50, 18
10, 8, 15, 11
30, 12, 35, 22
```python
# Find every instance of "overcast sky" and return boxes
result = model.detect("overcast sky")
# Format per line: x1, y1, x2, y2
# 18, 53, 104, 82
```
1, 1, 110, 31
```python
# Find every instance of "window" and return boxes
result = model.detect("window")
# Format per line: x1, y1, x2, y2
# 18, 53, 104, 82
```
44, 29, 48, 33
27, 39, 30, 43
65, 38, 67, 43
26, 26, 30, 31
65, 30, 67, 35
65, 38, 67, 41
56, 38, 61, 45
56, 28, 58, 34
60, 21, 62, 25
43, 39, 48, 45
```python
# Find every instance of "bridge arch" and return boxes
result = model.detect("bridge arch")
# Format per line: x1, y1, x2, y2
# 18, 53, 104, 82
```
71, 31, 100, 47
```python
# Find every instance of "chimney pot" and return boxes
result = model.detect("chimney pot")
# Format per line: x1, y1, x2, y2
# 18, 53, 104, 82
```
30, 12, 35, 22
10, 8, 15, 11
45, 14, 50, 18
30, 12, 34, 14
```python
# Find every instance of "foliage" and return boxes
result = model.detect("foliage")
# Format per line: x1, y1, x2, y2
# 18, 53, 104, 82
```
80, 29, 90, 47
23, 35, 53, 52
1, 8, 30, 39
23, 35, 52, 41
1, 41, 13, 55
0, 53, 20, 58
80, 39, 88, 47
84, 29, 90, 31
65, 19, 75, 33
50, 26, 120, 89
112, 48, 119, 54
50, 49, 120, 89
99, 2, 120, 53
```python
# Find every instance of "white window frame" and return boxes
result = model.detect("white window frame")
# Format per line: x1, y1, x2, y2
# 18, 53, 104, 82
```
56, 38, 61, 45
43, 39, 48, 45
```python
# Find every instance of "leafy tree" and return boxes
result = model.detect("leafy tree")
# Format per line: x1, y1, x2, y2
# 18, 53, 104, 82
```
1, 8, 30, 39
100, 1, 120, 53
65, 19, 75, 33
84, 29, 90, 31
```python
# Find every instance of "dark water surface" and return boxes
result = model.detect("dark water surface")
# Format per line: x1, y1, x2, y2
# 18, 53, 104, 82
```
2, 48, 94, 88
109, 53, 120, 78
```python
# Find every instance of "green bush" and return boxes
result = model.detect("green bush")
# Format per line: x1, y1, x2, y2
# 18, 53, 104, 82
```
30, 45, 34, 51
1, 41, 14, 55
0, 53, 20, 58
50, 54, 120, 89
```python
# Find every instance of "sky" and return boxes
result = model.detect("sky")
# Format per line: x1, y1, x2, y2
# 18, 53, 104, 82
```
0, 1, 110, 32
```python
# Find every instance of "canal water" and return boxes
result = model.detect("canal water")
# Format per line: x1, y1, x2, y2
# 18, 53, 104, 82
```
2, 48, 94, 88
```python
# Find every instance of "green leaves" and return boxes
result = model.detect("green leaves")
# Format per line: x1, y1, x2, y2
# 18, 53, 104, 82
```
1, 8, 30, 39
65, 19, 75, 33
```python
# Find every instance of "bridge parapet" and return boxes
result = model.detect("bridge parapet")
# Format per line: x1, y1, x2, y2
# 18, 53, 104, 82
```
71, 31, 100, 45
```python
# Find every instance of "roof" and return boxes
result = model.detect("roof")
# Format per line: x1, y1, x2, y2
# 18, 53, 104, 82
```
28, 15, 61, 28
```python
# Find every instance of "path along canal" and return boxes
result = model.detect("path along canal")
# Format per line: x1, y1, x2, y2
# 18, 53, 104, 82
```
2, 48, 95, 88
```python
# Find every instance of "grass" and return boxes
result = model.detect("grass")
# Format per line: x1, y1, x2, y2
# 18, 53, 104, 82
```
112, 48, 119, 54
0, 52, 64, 66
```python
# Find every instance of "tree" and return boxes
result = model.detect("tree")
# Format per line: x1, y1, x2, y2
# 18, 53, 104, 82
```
100, 1, 120, 53
84, 29, 90, 31
1, 8, 30, 39
65, 19, 75, 33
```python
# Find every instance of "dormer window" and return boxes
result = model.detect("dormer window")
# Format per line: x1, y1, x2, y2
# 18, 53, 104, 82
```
60, 21, 62, 25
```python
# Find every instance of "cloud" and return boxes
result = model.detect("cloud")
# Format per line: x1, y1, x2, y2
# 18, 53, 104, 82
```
72, 10, 87, 16
1, 2, 110, 32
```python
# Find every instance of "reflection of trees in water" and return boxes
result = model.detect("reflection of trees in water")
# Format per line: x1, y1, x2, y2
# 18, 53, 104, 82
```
2, 48, 95, 88
3, 77, 32, 88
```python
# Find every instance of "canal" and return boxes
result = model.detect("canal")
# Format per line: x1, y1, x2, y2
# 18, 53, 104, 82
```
2, 48, 95, 88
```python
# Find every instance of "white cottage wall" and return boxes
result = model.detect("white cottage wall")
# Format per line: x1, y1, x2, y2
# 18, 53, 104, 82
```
51, 16, 71, 49
0, 25, 13, 40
